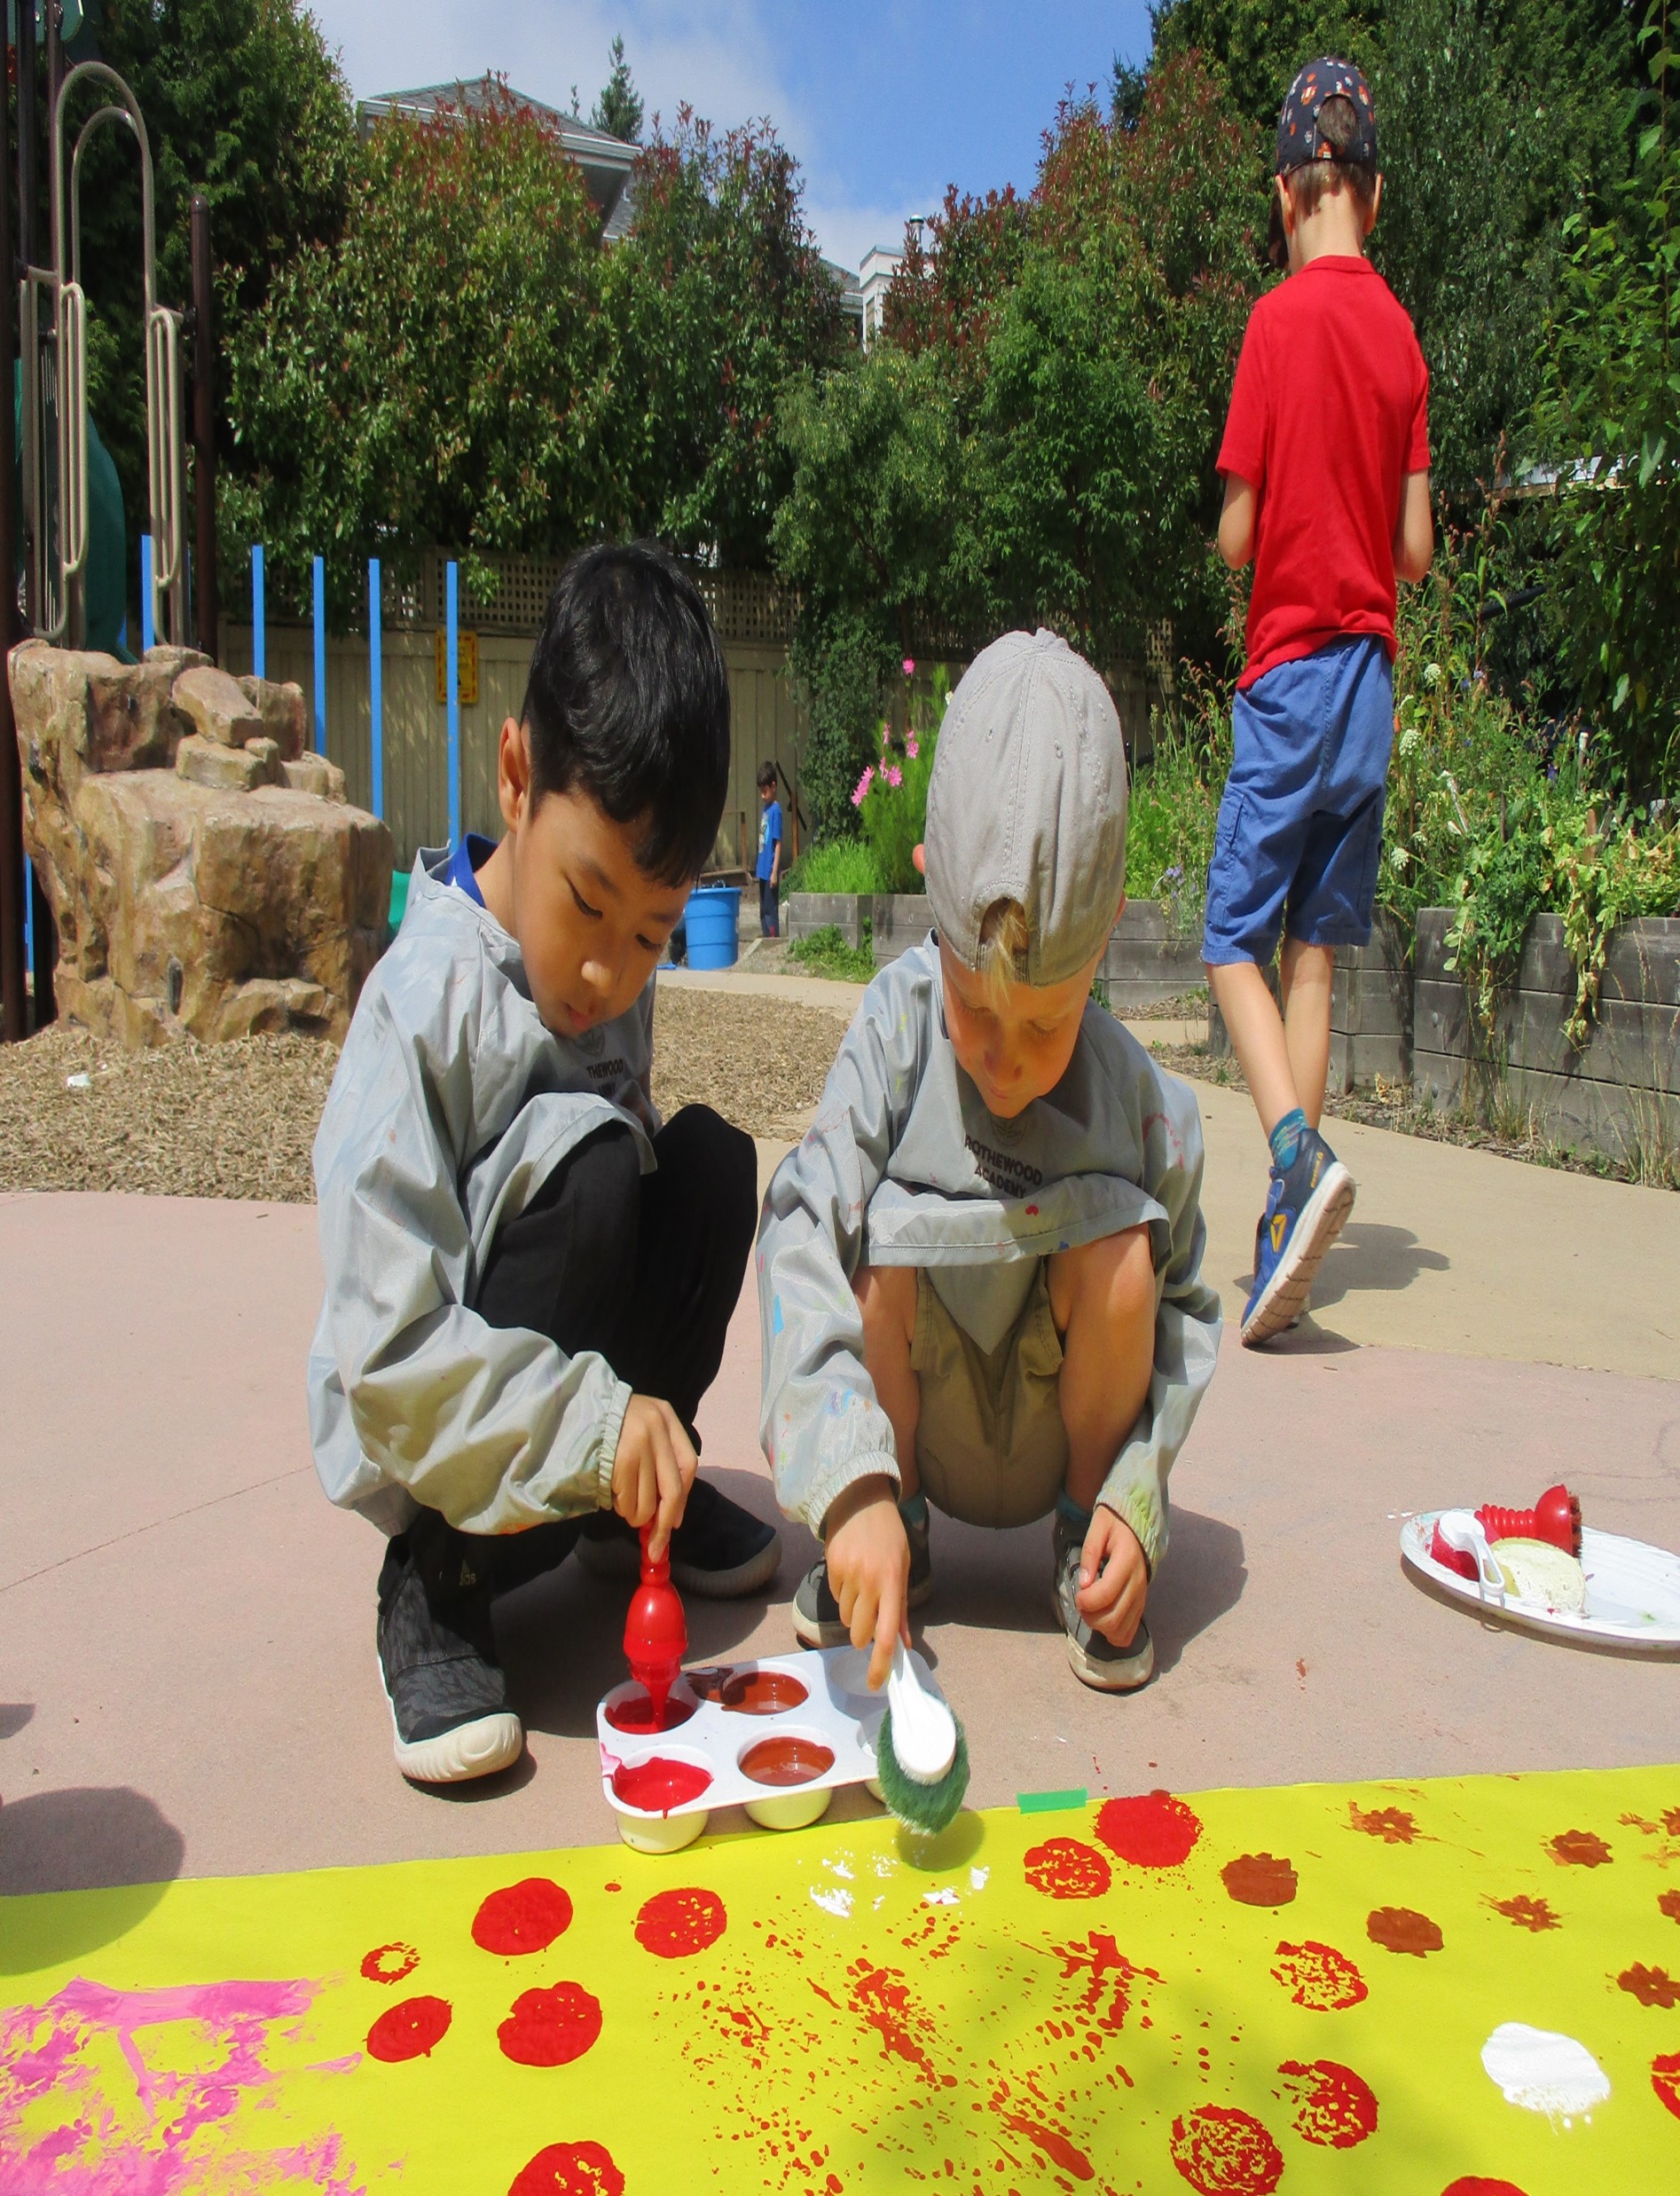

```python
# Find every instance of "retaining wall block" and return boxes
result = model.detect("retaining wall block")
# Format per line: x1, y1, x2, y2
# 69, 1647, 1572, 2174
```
786, 893, 864, 950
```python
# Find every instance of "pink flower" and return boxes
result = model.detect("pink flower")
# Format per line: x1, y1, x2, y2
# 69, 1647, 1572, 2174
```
902, 657, 916, 677
880, 720, 891, 752
905, 736, 919, 760
852, 766, 875, 807
884, 764, 903, 788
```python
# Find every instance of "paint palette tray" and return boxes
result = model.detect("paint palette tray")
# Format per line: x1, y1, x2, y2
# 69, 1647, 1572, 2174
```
1401, 1513, 1680, 1650
597, 1644, 933, 1854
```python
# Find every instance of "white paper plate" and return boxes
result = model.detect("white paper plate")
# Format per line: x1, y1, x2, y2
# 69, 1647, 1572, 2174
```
1401, 1515, 1680, 1650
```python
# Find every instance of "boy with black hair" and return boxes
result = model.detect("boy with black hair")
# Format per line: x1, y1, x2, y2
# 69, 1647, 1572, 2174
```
755, 760, 783, 939
1206, 57, 1433, 1347
310, 542, 780, 1787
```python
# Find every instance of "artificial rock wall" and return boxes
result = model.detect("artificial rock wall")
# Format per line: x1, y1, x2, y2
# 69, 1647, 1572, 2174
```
11, 640, 394, 1046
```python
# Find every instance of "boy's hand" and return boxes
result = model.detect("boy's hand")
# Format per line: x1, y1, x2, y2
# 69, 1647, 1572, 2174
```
611, 1394, 696, 1562
824, 1476, 910, 1690
1077, 1507, 1148, 1647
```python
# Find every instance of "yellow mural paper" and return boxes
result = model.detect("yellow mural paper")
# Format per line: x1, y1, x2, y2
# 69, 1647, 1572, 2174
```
4, 1765, 1678, 2194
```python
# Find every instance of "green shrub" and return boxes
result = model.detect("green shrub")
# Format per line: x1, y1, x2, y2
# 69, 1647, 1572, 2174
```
1125, 671, 1230, 938
787, 924, 877, 983
781, 840, 886, 896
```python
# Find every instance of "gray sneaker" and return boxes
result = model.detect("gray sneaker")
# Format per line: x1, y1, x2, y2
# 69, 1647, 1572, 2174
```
792, 1500, 933, 1649
1052, 1510, 1155, 1692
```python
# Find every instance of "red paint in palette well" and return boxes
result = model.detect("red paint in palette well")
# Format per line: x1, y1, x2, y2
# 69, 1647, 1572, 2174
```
1096, 1790, 1203, 1868
634, 1885, 728, 1957
1278, 2059, 1378, 2148
365, 1994, 452, 2062
473, 1877, 574, 1956
507, 2140, 626, 2196
1168, 2105, 1284, 2195
498, 1981, 603, 2067
611, 1756, 712, 1814
603, 1688, 698, 1736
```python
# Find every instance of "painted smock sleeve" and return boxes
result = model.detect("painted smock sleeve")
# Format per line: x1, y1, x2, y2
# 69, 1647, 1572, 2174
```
311, 965, 630, 1537
1095, 1080, 1223, 1570
758, 977, 922, 1535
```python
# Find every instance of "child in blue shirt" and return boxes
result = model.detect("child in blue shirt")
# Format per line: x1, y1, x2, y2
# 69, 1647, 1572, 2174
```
755, 761, 782, 939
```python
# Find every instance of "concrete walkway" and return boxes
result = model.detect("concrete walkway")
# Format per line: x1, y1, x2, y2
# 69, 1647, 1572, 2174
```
1, 1112, 1674, 1896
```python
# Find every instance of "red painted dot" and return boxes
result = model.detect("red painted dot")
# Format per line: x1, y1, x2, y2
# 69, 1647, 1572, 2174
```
1270, 1940, 1368, 2011
1096, 1790, 1204, 1868
1024, 1838, 1112, 1900
497, 1981, 603, 2067
1653, 2051, 1680, 2122
508, 2141, 626, 2196
1168, 2105, 1284, 2194
473, 1877, 574, 1956
634, 1885, 727, 1958
365, 1994, 452, 2062
1277, 2059, 1378, 2147
359, 1940, 419, 1986
1440, 2182, 1530, 2196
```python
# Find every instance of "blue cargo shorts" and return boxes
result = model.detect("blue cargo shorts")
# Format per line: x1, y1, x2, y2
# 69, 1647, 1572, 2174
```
1201, 634, 1395, 966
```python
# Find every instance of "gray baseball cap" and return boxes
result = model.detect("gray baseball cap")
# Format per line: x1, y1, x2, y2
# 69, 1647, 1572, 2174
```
924, 628, 1128, 988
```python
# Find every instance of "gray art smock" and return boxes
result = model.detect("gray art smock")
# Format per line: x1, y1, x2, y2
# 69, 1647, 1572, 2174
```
758, 936, 1221, 1567
308, 848, 659, 1538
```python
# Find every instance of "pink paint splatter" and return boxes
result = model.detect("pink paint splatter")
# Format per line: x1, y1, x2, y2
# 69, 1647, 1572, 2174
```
0, 1974, 364, 2192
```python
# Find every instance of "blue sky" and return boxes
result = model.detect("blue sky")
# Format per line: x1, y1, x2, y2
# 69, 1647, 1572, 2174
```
310, 1, 1157, 271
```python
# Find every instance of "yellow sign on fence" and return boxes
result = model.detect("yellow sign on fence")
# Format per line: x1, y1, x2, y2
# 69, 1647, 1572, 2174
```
434, 626, 479, 707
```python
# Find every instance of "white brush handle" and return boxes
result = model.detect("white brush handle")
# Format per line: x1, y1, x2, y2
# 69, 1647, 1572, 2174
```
885, 1642, 956, 1785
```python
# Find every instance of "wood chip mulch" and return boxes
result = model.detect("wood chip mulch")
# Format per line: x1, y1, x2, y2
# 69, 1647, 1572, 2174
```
0, 989, 852, 1203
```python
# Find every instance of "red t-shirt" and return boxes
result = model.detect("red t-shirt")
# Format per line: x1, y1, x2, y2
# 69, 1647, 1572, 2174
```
1217, 256, 1430, 689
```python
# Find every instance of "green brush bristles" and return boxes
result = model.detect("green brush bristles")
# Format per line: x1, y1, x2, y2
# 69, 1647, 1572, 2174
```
875, 1704, 970, 1835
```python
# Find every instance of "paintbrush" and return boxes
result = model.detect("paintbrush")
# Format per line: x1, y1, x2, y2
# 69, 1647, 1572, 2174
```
875, 1641, 970, 1835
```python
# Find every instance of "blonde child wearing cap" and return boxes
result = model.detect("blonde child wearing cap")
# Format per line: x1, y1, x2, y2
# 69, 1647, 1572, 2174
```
757, 631, 1221, 1693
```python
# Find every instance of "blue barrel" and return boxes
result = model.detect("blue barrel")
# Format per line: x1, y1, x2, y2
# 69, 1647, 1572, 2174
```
683, 884, 740, 970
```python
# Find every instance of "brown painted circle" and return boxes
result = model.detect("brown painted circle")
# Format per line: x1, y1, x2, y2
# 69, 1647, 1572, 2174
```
738, 1735, 835, 1788
720, 1669, 810, 1716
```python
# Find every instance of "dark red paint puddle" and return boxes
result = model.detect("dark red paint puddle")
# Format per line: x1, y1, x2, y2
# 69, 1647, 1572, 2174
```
359, 1940, 419, 1985
722, 1668, 809, 1714
1550, 1828, 1613, 1866
611, 1756, 712, 1814
634, 1885, 727, 1957
472, 1877, 574, 1956
1620, 1964, 1680, 2007
508, 2143, 625, 2196
1347, 1802, 1417, 1843
1490, 1893, 1558, 1931
1221, 1854, 1297, 1907
498, 1980, 602, 2066
1024, 1837, 1112, 1900
1270, 1940, 1368, 2011
1660, 1887, 1680, 1924
604, 1688, 697, 1735
740, 1735, 834, 1786
1278, 2058, 1378, 2147
1168, 2104, 1284, 2194
366, 1994, 452, 2062
1096, 1790, 1203, 1868
1367, 1905, 1443, 1956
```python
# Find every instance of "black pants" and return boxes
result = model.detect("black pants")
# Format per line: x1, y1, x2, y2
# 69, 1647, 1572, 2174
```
398, 1104, 757, 1610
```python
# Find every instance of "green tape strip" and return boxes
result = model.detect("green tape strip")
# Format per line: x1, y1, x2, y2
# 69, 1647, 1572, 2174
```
1017, 1787, 1088, 1814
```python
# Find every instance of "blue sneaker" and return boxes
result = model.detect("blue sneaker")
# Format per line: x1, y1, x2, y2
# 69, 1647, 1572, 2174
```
1241, 1127, 1355, 1346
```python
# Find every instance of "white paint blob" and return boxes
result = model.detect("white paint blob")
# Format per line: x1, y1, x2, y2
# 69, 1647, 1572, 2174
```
922, 1887, 959, 1907
970, 1867, 991, 1893
1481, 2022, 1610, 2122
809, 1885, 853, 1919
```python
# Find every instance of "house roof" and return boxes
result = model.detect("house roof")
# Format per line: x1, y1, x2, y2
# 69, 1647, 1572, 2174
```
359, 76, 637, 234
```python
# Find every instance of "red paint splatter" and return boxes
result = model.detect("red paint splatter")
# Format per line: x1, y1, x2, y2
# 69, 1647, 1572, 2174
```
611, 1755, 712, 1814
365, 1994, 452, 2062
359, 1941, 419, 1985
1653, 2051, 1680, 2122
845, 1960, 952, 2088
1270, 1940, 1369, 2011
1095, 1790, 1203, 1868
1549, 1828, 1612, 1867
1661, 1889, 1680, 1925
1367, 1906, 1443, 1956
508, 2141, 626, 2195
1024, 1837, 1112, 1900
1440, 2183, 1530, 2196
1168, 2105, 1284, 2194
1001, 2113, 1093, 2180
1277, 2059, 1378, 2147
1221, 1854, 1297, 1907
473, 1877, 574, 1956
497, 1982, 603, 2067
1025, 1204, 1040, 1216
1051, 1932, 1155, 2031
1347, 1801, 1417, 1843
1489, 1893, 1558, 1931
1618, 1964, 1680, 2007
634, 1885, 727, 1958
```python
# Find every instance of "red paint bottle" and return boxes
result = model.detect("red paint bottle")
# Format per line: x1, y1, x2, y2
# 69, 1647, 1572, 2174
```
1430, 1483, 1582, 1580
623, 1524, 687, 1723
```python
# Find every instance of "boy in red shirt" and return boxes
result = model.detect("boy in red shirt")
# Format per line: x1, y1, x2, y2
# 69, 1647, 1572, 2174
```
1205, 57, 1433, 1347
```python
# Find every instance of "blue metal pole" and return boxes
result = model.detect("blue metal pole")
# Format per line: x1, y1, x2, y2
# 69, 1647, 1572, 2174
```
312, 555, 326, 755
368, 558, 383, 819
251, 544, 265, 679
446, 560, 461, 848
139, 534, 154, 654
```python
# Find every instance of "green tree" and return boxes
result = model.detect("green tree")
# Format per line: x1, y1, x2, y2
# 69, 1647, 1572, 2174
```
219, 88, 612, 619
602, 110, 851, 566
592, 34, 644, 143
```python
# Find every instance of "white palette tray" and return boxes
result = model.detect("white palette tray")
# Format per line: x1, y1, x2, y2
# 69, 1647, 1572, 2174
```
1401, 1513, 1680, 1651
597, 1643, 933, 1854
